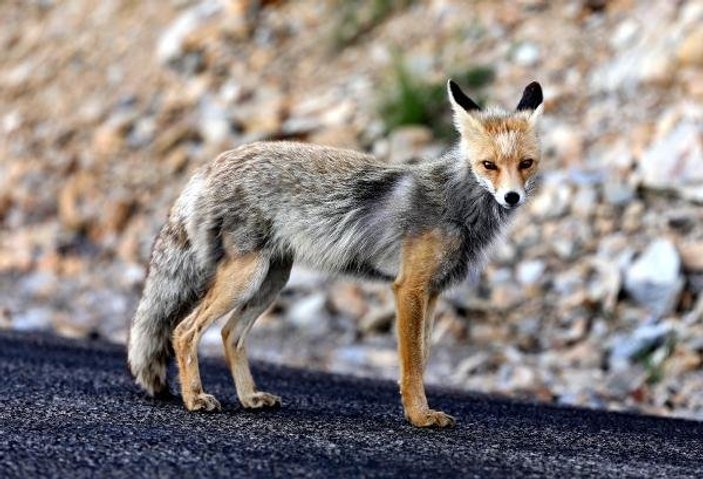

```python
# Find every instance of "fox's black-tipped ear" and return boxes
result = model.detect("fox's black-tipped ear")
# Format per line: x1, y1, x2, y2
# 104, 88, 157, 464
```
448, 80, 481, 112
516, 81, 543, 111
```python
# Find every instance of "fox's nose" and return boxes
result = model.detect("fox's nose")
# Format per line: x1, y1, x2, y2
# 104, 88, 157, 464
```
504, 191, 521, 206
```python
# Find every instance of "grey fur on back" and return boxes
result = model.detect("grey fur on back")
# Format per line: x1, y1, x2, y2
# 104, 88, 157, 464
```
127, 138, 535, 395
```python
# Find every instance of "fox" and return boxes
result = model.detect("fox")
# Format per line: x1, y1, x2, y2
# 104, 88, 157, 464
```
127, 79, 544, 428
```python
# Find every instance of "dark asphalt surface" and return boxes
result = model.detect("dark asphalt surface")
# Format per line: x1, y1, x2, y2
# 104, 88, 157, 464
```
1, 331, 702, 478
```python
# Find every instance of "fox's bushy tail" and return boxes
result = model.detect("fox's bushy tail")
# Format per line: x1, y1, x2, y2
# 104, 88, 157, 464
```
127, 220, 213, 396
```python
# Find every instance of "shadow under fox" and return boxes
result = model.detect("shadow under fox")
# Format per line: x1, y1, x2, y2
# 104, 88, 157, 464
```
128, 79, 544, 427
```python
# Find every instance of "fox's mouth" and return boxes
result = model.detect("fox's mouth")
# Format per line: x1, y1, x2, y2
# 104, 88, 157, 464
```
499, 202, 520, 210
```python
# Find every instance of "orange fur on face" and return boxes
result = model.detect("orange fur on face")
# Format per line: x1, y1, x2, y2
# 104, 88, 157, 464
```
461, 115, 541, 194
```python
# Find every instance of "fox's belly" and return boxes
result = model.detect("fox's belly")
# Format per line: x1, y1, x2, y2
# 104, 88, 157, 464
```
290, 237, 401, 283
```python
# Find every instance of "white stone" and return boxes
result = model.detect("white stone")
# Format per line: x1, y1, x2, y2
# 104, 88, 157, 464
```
287, 293, 327, 329
609, 322, 673, 371
156, 1, 222, 64
624, 239, 683, 316
516, 260, 546, 286
198, 97, 231, 145
640, 121, 703, 190
513, 43, 540, 66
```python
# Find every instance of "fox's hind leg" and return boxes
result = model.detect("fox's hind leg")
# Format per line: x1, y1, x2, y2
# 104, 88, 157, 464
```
221, 255, 292, 409
173, 252, 270, 412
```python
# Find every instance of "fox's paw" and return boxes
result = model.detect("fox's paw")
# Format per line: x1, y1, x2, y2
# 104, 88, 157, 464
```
240, 391, 281, 409
185, 393, 222, 412
406, 408, 456, 428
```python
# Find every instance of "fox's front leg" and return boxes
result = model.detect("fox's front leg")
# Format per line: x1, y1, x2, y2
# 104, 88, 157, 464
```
393, 232, 455, 428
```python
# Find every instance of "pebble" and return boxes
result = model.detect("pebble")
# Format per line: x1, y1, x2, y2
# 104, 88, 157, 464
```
677, 26, 703, 66
387, 126, 433, 164
287, 293, 328, 330
609, 322, 673, 371
156, 1, 223, 65
624, 239, 683, 317
678, 242, 703, 272
639, 121, 703, 191
513, 42, 540, 66
516, 260, 546, 286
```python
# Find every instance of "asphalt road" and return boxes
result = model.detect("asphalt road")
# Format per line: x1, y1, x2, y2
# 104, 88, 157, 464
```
1, 330, 701, 478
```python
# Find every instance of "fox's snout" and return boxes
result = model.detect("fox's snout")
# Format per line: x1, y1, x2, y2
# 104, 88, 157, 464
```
500, 190, 523, 208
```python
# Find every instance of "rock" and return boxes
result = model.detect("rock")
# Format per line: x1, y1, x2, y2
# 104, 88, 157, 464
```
624, 239, 683, 316
609, 322, 674, 371
235, 88, 284, 137
308, 126, 360, 149
387, 126, 433, 164
513, 43, 540, 66
93, 104, 141, 155
552, 238, 577, 260
286, 268, 326, 290
678, 26, 703, 66
587, 258, 622, 313
0, 308, 10, 329
127, 117, 156, 148
58, 173, 101, 232
639, 121, 703, 191
621, 201, 645, 233
153, 122, 200, 155
493, 241, 517, 264
530, 181, 572, 219
677, 242, 703, 272
280, 116, 323, 137
545, 125, 584, 164
490, 283, 524, 311
2, 111, 22, 135
553, 267, 585, 296
287, 293, 328, 329
444, 277, 483, 311
328, 283, 367, 319
602, 180, 635, 206
103, 197, 136, 234
639, 49, 676, 85
516, 260, 546, 286
52, 312, 95, 339
681, 70, 703, 99
359, 304, 395, 334
604, 366, 648, 399
571, 186, 598, 218
198, 97, 232, 146
156, 1, 223, 66
330, 345, 396, 372
497, 363, 539, 391
431, 309, 466, 344
12, 307, 53, 331
610, 19, 640, 49
589, 2, 680, 91
454, 351, 492, 379
678, 185, 703, 204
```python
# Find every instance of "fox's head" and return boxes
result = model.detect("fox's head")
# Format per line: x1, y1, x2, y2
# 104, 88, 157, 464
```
448, 80, 543, 210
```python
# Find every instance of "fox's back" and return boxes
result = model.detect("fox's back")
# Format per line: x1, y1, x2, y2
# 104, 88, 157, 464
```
196, 141, 412, 278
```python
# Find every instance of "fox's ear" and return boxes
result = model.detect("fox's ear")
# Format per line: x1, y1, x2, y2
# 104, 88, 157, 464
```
448, 80, 481, 113
447, 80, 484, 134
516, 81, 543, 126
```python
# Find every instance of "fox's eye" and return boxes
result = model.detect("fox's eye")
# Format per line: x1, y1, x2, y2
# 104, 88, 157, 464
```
482, 161, 497, 170
519, 159, 534, 169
